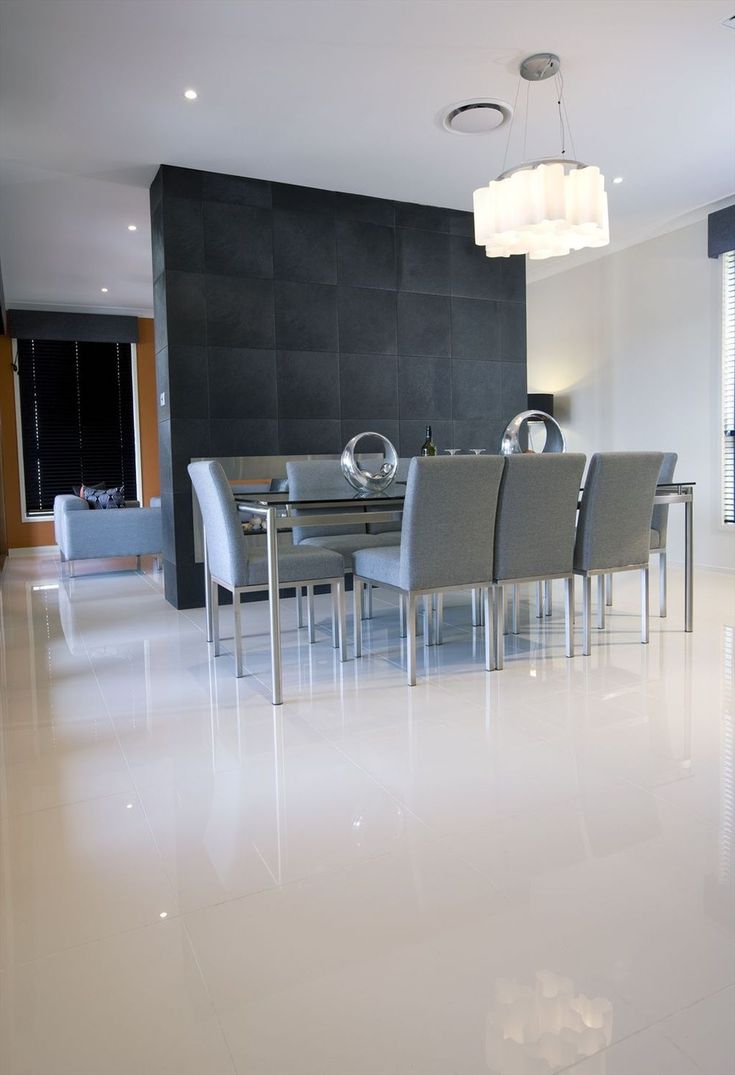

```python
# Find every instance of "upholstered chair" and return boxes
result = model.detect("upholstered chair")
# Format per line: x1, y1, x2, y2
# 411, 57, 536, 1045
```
188, 461, 346, 685
353, 456, 504, 686
492, 453, 586, 667
286, 460, 403, 630
574, 452, 664, 655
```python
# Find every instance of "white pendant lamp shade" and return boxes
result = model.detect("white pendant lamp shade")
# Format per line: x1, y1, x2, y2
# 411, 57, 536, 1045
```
473, 162, 610, 260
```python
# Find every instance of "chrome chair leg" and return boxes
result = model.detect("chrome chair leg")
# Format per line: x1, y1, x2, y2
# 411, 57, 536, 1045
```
306, 585, 316, 643
484, 587, 495, 671
296, 587, 304, 628
423, 594, 434, 647
596, 574, 606, 630
641, 566, 650, 644
494, 583, 505, 669
399, 594, 406, 638
353, 579, 363, 657
211, 579, 221, 657
233, 591, 244, 677
471, 588, 481, 627
331, 584, 339, 648
659, 551, 667, 618
511, 584, 519, 635
605, 573, 613, 606
564, 577, 574, 658
136, 554, 142, 573
582, 576, 592, 656
335, 580, 347, 661
536, 581, 543, 618
406, 592, 417, 686
544, 579, 552, 616
434, 593, 444, 645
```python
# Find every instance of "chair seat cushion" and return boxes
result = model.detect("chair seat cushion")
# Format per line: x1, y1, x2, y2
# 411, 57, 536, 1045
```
246, 544, 344, 586
353, 546, 401, 588
650, 528, 662, 550
299, 531, 400, 569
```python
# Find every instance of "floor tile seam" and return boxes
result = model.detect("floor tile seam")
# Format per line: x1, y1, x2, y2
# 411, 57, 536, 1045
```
178, 917, 240, 1075
595, 980, 735, 1075
0, 914, 185, 972
656, 981, 735, 1071
0, 784, 140, 824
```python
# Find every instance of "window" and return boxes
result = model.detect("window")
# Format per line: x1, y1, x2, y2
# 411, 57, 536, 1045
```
15, 339, 138, 516
724, 251, 735, 525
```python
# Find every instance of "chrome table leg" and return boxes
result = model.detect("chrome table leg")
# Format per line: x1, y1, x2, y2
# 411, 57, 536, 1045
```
685, 495, 693, 632
641, 565, 650, 644
659, 551, 668, 618
266, 506, 283, 705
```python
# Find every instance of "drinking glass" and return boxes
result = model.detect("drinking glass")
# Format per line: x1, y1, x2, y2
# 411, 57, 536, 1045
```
444, 448, 461, 456
468, 448, 487, 455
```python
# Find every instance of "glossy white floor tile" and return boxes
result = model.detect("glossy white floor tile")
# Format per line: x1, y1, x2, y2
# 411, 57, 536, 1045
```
0, 554, 733, 1074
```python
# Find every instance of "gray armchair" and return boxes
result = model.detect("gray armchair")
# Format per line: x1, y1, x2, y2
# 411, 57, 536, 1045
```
188, 461, 346, 688
353, 456, 504, 686
492, 454, 586, 666
574, 452, 664, 655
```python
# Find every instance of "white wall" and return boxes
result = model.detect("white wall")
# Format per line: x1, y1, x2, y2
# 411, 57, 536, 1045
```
527, 218, 734, 571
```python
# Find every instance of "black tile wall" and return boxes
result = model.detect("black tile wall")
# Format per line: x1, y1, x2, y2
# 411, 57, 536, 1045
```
151, 165, 526, 607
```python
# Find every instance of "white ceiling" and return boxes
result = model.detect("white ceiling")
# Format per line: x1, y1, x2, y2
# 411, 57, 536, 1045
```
1, 0, 733, 315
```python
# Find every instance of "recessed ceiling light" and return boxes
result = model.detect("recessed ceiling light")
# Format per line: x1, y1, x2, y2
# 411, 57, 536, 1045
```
159, 911, 168, 918
184, 88, 198, 100
127, 224, 137, 231
612, 176, 624, 184
100, 287, 108, 293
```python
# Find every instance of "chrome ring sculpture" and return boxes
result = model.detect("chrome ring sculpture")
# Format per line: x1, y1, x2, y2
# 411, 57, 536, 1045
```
340, 432, 398, 493
500, 410, 566, 455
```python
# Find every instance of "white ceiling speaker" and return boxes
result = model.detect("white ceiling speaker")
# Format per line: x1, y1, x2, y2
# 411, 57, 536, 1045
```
441, 99, 512, 135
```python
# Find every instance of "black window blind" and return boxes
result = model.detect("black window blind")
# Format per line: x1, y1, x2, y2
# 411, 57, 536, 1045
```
724, 251, 735, 526
16, 338, 137, 515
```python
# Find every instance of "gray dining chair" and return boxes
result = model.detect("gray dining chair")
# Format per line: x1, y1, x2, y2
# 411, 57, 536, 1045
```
188, 460, 347, 682
492, 453, 586, 667
353, 456, 504, 686
604, 451, 677, 617
574, 452, 664, 655
286, 460, 403, 632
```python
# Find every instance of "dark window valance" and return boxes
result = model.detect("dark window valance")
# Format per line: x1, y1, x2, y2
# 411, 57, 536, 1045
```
7, 309, 138, 343
708, 204, 735, 259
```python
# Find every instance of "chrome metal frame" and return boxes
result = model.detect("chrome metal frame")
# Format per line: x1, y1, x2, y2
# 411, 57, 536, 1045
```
493, 571, 575, 666
353, 576, 495, 687
576, 563, 649, 656
207, 502, 403, 704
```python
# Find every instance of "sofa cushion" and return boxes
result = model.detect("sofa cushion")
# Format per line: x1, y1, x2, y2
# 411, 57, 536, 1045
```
82, 485, 126, 509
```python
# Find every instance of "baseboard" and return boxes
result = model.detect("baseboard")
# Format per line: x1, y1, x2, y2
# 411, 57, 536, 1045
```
8, 545, 59, 558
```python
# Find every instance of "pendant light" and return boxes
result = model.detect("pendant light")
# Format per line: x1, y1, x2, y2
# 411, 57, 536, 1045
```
473, 53, 610, 260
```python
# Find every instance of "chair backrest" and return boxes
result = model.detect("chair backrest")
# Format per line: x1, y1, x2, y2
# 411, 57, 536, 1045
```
398, 456, 504, 592
493, 454, 586, 582
651, 451, 678, 546
285, 461, 366, 543
367, 456, 411, 534
574, 452, 664, 573
188, 460, 249, 588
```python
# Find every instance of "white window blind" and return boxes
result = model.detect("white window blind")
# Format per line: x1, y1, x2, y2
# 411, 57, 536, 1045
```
724, 250, 735, 525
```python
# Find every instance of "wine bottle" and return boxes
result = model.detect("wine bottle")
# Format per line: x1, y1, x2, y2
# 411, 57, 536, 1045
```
420, 425, 437, 457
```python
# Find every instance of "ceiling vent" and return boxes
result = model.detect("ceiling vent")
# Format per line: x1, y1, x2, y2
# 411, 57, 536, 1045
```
441, 99, 512, 135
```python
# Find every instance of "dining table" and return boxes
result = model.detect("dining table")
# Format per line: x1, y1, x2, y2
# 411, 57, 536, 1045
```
201, 479, 695, 705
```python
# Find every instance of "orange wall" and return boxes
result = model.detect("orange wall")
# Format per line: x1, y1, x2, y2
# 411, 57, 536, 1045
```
0, 318, 159, 550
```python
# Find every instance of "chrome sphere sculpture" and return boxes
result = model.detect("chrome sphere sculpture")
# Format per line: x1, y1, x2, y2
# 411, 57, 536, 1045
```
340, 432, 398, 493
500, 410, 566, 455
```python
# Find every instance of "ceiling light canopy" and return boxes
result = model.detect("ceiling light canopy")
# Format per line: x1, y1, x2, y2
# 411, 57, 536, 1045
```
473, 53, 610, 261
